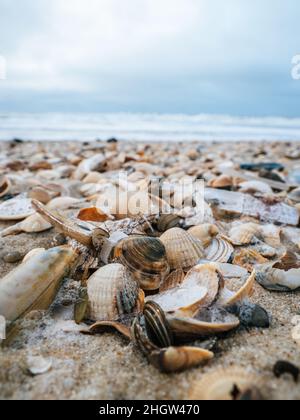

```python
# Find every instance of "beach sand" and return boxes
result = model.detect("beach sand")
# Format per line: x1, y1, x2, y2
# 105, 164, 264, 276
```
0, 140, 300, 400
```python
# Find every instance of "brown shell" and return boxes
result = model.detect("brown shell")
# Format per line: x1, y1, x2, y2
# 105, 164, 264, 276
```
87, 263, 144, 322
159, 269, 185, 292
113, 236, 170, 291
233, 249, 268, 272
160, 228, 205, 271
205, 237, 234, 263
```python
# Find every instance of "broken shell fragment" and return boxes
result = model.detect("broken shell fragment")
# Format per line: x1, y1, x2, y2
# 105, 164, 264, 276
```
189, 367, 260, 400
77, 207, 111, 223
0, 197, 35, 221
233, 249, 268, 272
228, 223, 261, 246
256, 265, 300, 292
218, 271, 256, 307
0, 246, 77, 323
113, 236, 170, 291
160, 228, 204, 271
1, 213, 52, 237
86, 264, 144, 323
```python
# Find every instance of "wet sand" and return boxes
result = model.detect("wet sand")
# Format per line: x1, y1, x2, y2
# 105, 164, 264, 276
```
0, 140, 300, 400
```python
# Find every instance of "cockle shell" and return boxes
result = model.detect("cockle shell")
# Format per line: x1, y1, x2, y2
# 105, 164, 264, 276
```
86, 264, 144, 322
0, 175, 11, 198
0, 246, 77, 323
188, 224, 219, 247
218, 270, 256, 307
189, 367, 261, 400
205, 237, 234, 263
1, 213, 52, 237
228, 223, 261, 246
160, 228, 205, 271
113, 236, 170, 291
159, 269, 185, 293
238, 181, 273, 195
0, 197, 35, 221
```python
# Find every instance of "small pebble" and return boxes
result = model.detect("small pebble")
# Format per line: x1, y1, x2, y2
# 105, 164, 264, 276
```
2, 251, 23, 263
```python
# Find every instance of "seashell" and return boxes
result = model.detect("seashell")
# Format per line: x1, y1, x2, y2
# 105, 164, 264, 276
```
77, 207, 111, 223
82, 172, 103, 184
0, 246, 77, 323
238, 180, 273, 195
0, 175, 11, 198
205, 237, 234, 263
260, 224, 282, 248
144, 301, 173, 348
73, 154, 106, 180
167, 306, 240, 340
47, 197, 84, 211
228, 223, 261, 246
28, 186, 59, 204
26, 355, 52, 376
208, 175, 234, 189
215, 263, 249, 280
160, 228, 205, 271
88, 321, 131, 339
233, 249, 268, 272
33, 200, 109, 247
23, 248, 46, 263
98, 231, 128, 263
0, 197, 35, 221
256, 262, 300, 292
1, 213, 52, 237
288, 187, 300, 203
218, 271, 256, 307
188, 224, 219, 247
132, 315, 213, 373
113, 236, 170, 291
156, 214, 183, 233
86, 264, 144, 322
189, 367, 260, 400
159, 269, 185, 292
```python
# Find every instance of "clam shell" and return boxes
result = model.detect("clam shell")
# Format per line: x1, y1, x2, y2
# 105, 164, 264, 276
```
205, 237, 234, 263
188, 224, 219, 247
160, 228, 205, 271
189, 367, 260, 400
228, 223, 261, 246
28, 186, 59, 204
256, 264, 300, 292
156, 214, 183, 233
0, 175, 11, 198
0, 246, 77, 323
168, 307, 240, 339
218, 270, 256, 307
113, 236, 170, 291
0, 197, 34, 221
87, 264, 144, 322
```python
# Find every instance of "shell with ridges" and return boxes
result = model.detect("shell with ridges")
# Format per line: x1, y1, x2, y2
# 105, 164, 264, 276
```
87, 264, 144, 322
160, 228, 205, 271
205, 237, 234, 263
188, 224, 219, 247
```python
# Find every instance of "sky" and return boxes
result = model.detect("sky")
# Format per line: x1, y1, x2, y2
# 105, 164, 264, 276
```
0, 0, 299, 116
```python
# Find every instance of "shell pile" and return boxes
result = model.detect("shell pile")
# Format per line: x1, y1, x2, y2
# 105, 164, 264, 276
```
1, 140, 300, 399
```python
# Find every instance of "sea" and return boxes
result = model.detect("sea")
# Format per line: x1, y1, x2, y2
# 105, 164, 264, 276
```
0, 112, 300, 142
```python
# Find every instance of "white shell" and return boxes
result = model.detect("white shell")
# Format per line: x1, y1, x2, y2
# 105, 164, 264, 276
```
0, 197, 35, 221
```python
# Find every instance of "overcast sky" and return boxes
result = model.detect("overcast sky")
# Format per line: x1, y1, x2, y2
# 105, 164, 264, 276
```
0, 0, 299, 116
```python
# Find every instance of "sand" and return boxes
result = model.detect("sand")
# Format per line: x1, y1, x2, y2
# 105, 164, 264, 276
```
0, 140, 300, 400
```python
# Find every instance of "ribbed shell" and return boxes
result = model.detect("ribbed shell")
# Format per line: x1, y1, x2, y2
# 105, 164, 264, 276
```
87, 264, 141, 322
188, 224, 219, 248
205, 237, 234, 263
160, 228, 205, 271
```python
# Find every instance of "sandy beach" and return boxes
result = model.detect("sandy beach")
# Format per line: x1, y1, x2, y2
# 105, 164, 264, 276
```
0, 139, 300, 401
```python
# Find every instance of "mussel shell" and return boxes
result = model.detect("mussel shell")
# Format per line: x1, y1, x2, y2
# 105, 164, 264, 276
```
113, 236, 170, 291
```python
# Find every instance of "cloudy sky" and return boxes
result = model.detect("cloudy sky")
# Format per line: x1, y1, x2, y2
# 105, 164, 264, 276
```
0, 0, 299, 116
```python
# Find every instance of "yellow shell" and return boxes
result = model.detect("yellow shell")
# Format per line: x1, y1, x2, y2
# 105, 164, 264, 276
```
189, 367, 260, 400
188, 224, 219, 247
87, 264, 144, 322
113, 236, 170, 291
160, 228, 205, 271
